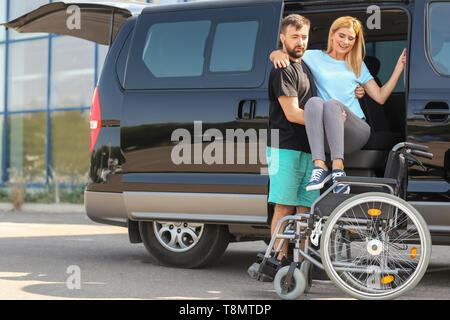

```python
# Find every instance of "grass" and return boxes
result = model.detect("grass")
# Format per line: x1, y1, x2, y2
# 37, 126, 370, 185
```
0, 185, 85, 204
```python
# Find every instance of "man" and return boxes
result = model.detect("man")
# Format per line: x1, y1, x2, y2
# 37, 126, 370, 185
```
266, 14, 318, 262
249, 14, 364, 280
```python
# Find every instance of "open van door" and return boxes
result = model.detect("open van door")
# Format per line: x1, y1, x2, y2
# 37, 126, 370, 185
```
1, 1, 149, 45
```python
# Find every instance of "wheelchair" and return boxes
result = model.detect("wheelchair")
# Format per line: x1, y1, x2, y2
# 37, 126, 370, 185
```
254, 142, 433, 300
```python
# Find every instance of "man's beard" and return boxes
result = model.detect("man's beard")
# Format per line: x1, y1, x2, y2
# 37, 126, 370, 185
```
286, 45, 305, 59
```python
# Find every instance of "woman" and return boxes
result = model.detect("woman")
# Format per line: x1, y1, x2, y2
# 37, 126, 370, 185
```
270, 16, 406, 193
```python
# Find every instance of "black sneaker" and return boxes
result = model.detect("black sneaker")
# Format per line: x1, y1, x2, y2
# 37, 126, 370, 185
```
247, 255, 291, 282
247, 262, 273, 282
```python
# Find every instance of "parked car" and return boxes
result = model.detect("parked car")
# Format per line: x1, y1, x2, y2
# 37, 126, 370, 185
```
4, 0, 449, 268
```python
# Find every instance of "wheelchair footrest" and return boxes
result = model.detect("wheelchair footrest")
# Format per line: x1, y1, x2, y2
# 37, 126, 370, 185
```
248, 253, 285, 282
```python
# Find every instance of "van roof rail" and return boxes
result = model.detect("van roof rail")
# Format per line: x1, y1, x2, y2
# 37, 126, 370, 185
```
284, 0, 410, 7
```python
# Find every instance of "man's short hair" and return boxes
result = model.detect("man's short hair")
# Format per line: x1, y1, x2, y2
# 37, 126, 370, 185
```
281, 14, 310, 34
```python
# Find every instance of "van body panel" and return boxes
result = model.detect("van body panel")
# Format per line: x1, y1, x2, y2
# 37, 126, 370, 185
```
119, 0, 283, 219
406, 0, 450, 203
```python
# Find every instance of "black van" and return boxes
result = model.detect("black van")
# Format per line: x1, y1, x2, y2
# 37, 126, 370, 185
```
4, 0, 449, 268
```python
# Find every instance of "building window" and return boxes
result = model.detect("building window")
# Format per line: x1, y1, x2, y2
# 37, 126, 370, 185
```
50, 36, 95, 108
7, 113, 47, 183
8, 0, 50, 40
50, 110, 90, 184
0, 0, 6, 42
8, 39, 48, 111
0, 44, 5, 112
428, 2, 450, 75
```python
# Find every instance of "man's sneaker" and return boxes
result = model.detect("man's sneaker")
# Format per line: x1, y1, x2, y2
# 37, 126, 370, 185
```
331, 169, 350, 194
306, 167, 331, 191
311, 265, 331, 282
247, 255, 291, 282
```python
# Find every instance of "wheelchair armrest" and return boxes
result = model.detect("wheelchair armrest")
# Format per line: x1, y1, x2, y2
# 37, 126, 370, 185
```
334, 176, 398, 194
334, 176, 397, 186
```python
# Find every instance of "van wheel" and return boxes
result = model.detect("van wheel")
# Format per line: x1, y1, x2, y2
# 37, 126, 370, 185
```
138, 221, 230, 268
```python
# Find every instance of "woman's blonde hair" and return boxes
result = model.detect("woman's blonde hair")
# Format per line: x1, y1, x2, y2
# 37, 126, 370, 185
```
326, 16, 366, 77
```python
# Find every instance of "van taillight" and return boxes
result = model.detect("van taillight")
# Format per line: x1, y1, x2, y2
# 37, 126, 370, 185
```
90, 87, 101, 154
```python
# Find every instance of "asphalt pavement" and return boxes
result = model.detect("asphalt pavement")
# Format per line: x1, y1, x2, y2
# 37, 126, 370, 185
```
0, 206, 449, 300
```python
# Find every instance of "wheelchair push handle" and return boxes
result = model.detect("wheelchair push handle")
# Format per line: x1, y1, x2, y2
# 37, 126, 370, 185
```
408, 149, 434, 160
392, 142, 429, 152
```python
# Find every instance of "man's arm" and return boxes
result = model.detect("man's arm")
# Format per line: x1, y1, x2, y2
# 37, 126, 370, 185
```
278, 96, 305, 125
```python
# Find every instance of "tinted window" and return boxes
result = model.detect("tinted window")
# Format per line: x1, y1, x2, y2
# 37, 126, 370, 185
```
126, 6, 277, 90
142, 21, 211, 78
428, 2, 450, 75
366, 40, 407, 92
116, 30, 133, 87
209, 21, 259, 72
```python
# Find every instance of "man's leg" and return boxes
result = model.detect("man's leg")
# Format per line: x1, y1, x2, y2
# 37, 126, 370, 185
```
271, 203, 295, 259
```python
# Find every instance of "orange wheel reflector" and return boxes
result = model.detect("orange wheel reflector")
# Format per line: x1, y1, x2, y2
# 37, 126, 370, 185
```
381, 276, 394, 284
368, 209, 382, 216
411, 247, 418, 259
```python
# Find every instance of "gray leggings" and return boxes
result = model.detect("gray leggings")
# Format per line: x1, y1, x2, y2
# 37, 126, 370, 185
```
304, 97, 371, 162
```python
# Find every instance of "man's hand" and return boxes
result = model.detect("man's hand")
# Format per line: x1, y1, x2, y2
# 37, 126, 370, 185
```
342, 109, 347, 123
355, 84, 365, 99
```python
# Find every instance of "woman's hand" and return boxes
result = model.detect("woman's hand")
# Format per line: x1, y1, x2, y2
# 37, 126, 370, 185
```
354, 84, 365, 99
396, 48, 407, 71
270, 50, 290, 69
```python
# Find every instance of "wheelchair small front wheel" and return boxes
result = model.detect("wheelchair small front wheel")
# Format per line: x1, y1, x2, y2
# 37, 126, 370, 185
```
274, 266, 306, 300
320, 192, 431, 300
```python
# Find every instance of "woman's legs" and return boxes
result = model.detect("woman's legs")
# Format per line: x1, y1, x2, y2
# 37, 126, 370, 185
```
304, 97, 327, 169
305, 98, 371, 192
323, 99, 371, 169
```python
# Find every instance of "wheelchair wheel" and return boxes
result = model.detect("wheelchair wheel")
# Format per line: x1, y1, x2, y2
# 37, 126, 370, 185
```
300, 260, 313, 294
274, 266, 306, 300
320, 192, 431, 300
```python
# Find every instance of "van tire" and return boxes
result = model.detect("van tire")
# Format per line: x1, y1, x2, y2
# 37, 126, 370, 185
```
138, 221, 230, 269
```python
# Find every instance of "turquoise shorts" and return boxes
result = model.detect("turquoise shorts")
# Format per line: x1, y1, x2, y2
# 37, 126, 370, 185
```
267, 147, 320, 207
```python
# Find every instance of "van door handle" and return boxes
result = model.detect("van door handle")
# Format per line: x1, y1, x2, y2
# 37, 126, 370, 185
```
237, 100, 256, 120
414, 109, 450, 122
414, 102, 449, 122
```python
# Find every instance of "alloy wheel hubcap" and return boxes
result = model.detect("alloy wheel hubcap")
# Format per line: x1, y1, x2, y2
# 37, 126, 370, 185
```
153, 221, 204, 252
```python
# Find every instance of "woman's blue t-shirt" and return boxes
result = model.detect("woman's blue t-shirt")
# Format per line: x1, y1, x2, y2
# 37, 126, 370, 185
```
302, 50, 373, 119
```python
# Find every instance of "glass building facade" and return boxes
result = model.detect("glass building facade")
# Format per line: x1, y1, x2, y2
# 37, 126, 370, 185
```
0, 0, 197, 186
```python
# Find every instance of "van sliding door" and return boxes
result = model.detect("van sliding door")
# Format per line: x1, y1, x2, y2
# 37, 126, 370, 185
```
120, 0, 283, 224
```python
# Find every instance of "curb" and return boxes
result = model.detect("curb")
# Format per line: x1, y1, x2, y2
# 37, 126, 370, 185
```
0, 202, 85, 213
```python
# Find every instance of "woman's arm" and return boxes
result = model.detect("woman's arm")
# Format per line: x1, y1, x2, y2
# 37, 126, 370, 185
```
363, 48, 407, 105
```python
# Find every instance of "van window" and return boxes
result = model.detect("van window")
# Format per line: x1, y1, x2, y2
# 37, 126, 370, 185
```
142, 21, 211, 78
209, 21, 259, 73
428, 2, 450, 76
125, 5, 278, 90
366, 40, 407, 92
